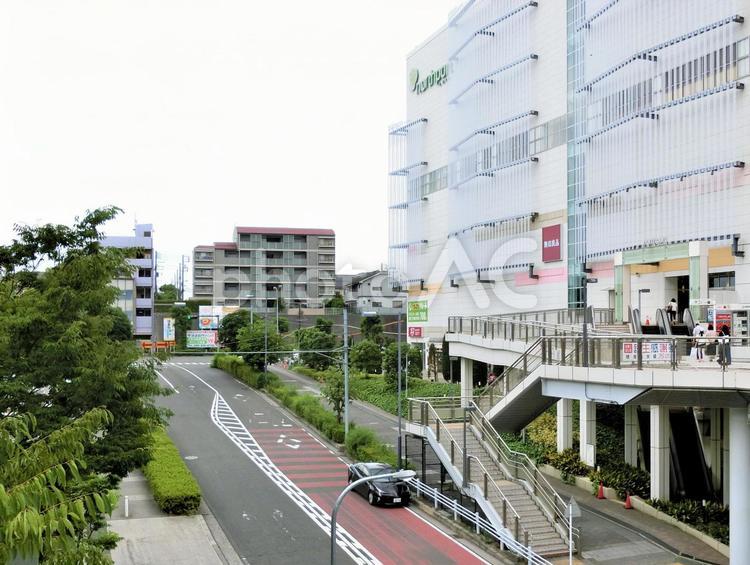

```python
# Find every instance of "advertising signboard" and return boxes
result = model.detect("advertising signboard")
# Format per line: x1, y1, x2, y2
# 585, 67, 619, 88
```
163, 318, 175, 341
408, 327, 423, 338
407, 300, 428, 322
622, 341, 672, 363
542, 224, 562, 262
186, 330, 218, 349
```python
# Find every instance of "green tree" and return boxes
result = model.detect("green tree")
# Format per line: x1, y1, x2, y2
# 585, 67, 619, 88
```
360, 314, 384, 344
218, 309, 252, 351
382, 342, 407, 390
107, 306, 132, 341
407, 345, 422, 380
427, 343, 439, 381
321, 369, 346, 424
237, 321, 285, 370
324, 292, 345, 308
0, 208, 169, 482
0, 408, 119, 564
297, 327, 337, 370
170, 304, 192, 349
350, 339, 382, 374
441, 336, 451, 380
315, 317, 333, 334
278, 316, 290, 334
155, 284, 178, 302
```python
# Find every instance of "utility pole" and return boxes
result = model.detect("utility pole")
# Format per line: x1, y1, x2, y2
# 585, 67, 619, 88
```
343, 307, 350, 438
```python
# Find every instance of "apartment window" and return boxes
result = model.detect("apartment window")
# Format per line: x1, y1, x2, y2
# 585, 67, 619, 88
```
120, 289, 133, 300
136, 287, 152, 299
135, 250, 152, 259
138, 268, 152, 278
135, 308, 151, 317
224, 282, 239, 291
195, 252, 213, 261
372, 301, 382, 308
709, 271, 735, 289
143, 231, 152, 237
392, 300, 403, 308
266, 236, 282, 243
372, 286, 382, 291
224, 250, 239, 259
195, 268, 213, 277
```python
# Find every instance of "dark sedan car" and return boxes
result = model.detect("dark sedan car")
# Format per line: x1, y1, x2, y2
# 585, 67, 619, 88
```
347, 462, 411, 507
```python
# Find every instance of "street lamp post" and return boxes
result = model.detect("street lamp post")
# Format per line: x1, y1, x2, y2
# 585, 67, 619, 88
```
330, 470, 415, 565
397, 309, 403, 469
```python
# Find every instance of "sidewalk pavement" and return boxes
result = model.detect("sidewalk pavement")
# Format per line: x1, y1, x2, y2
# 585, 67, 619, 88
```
108, 470, 243, 565
542, 473, 728, 565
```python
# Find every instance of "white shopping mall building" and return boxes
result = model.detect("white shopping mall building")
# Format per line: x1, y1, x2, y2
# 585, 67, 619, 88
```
390, 0, 750, 343
389, 2, 750, 561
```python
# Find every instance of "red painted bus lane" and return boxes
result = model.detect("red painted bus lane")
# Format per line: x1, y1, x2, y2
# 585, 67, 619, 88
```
248, 427, 487, 565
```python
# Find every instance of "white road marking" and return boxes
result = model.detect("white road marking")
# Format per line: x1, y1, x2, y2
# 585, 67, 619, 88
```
277, 439, 284, 444
174, 365, 378, 565
288, 438, 301, 443
254, 412, 264, 416
286, 443, 300, 450
155, 370, 179, 394
404, 507, 493, 565
184, 455, 198, 460
258, 421, 269, 424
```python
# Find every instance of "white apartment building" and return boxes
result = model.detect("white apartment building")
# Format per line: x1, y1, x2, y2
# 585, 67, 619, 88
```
102, 223, 157, 340
390, 0, 750, 343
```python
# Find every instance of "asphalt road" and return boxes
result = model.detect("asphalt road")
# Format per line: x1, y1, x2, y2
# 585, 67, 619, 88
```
156, 357, 489, 565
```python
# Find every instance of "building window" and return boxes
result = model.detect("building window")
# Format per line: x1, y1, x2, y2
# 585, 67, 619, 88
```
143, 231, 152, 237
120, 289, 133, 300
135, 308, 152, 317
138, 268, 152, 278
136, 287, 152, 299
709, 271, 735, 289
225, 250, 239, 258
372, 301, 382, 307
195, 252, 213, 261
392, 300, 403, 308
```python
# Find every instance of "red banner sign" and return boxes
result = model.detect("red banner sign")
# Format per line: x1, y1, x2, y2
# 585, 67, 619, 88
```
408, 327, 423, 338
542, 224, 562, 263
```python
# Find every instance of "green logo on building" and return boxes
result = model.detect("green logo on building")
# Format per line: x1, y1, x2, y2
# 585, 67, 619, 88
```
409, 65, 449, 95
407, 300, 429, 322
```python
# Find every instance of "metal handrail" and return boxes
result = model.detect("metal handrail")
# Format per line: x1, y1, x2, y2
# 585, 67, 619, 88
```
408, 479, 552, 565
469, 403, 579, 550
411, 399, 528, 543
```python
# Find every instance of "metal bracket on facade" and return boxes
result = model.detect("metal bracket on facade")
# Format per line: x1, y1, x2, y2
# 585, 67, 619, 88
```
477, 270, 494, 284
450, 279, 460, 288
420, 279, 426, 291
733, 234, 745, 257
529, 264, 540, 279
583, 265, 593, 274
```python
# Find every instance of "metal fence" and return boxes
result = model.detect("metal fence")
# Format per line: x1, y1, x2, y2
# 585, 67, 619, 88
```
408, 478, 552, 565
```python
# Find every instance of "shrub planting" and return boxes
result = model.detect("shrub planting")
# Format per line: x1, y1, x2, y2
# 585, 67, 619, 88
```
143, 429, 202, 515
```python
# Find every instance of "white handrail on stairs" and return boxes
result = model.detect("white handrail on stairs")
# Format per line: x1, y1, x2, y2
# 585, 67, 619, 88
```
408, 478, 552, 565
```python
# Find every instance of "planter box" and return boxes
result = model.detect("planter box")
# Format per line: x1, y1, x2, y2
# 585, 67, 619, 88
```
539, 465, 729, 558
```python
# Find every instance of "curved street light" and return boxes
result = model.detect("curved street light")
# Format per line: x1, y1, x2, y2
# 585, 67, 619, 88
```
330, 469, 416, 564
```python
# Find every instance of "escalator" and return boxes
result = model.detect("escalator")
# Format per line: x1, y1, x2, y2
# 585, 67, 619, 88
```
636, 407, 714, 500
669, 408, 714, 500
670, 308, 694, 356
629, 307, 664, 335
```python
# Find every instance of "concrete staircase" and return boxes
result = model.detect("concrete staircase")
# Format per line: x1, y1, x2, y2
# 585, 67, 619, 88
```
438, 424, 568, 557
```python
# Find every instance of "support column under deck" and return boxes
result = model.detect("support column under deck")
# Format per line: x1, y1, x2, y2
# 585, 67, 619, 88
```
460, 358, 473, 408
579, 400, 596, 467
557, 399, 573, 453
729, 407, 750, 564
650, 405, 670, 501
624, 405, 639, 467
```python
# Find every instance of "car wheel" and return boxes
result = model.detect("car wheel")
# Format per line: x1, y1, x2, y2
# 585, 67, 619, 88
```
402, 497, 410, 507
368, 491, 376, 506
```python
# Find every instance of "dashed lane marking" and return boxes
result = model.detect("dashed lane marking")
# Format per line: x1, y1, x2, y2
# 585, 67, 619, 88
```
173, 365, 378, 565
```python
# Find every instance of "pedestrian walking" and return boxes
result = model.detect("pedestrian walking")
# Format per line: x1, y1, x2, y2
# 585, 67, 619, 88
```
718, 324, 732, 366
705, 323, 718, 361
692, 322, 704, 361
666, 298, 678, 324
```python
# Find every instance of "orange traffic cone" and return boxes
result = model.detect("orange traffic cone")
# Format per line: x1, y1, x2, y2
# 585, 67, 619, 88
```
624, 492, 633, 509
597, 482, 605, 499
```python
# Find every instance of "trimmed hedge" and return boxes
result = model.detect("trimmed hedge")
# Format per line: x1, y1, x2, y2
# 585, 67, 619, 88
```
650, 499, 729, 544
214, 354, 271, 389
143, 428, 202, 515
213, 355, 399, 465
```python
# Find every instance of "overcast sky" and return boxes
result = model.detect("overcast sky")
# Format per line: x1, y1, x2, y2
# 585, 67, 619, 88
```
0, 0, 457, 292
